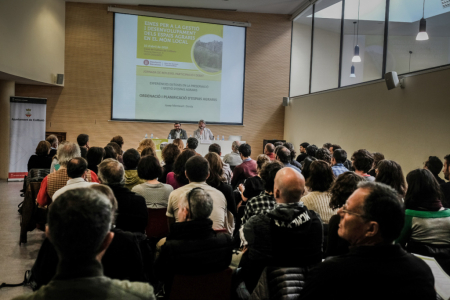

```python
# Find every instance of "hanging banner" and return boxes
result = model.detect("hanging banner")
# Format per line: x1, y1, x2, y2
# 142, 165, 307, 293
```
8, 97, 47, 181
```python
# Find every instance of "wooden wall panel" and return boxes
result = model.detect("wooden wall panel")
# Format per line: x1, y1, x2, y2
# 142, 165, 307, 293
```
16, 3, 291, 157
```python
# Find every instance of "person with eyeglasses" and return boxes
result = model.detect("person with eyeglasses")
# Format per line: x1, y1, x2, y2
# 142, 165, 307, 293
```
301, 181, 435, 300
155, 187, 233, 294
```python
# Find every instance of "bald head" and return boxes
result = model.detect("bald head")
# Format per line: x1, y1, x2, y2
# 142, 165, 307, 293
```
274, 168, 305, 204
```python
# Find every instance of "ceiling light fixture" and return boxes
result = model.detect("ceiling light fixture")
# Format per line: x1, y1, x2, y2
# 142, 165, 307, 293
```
352, 0, 361, 62
416, 0, 429, 40
350, 65, 356, 77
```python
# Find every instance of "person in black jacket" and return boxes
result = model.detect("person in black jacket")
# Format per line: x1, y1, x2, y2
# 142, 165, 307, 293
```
98, 158, 148, 233
27, 141, 53, 171
155, 187, 233, 294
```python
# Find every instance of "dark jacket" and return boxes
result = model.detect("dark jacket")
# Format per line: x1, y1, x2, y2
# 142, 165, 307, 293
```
441, 182, 450, 208
27, 155, 52, 171
210, 181, 236, 216
301, 244, 436, 300
80, 147, 88, 159
155, 218, 233, 283
325, 214, 349, 257
160, 163, 173, 184
296, 153, 308, 163
241, 202, 323, 293
109, 185, 148, 233
168, 129, 187, 139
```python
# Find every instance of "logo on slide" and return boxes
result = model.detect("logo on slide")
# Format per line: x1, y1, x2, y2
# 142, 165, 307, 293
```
192, 34, 223, 75
25, 108, 31, 118
144, 60, 149, 66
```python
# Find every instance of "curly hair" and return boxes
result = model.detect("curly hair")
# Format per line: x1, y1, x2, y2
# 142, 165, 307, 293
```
315, 148, 332, 164
329, 172, 366, 209
172, 149, 196, 185
162, 143, 181, 165
256, 154, 270, 171
110, 136, 124, 148
205, 152, 225, 187
259, 160, 284, 193
137, 139, 156, 154
375, 160, 406, 197
306, 160, 335, 192
351, 149, 374, 173
173, 139, 184, 152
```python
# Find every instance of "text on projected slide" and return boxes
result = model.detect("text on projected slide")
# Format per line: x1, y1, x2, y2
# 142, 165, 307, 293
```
136, 16, 224, 121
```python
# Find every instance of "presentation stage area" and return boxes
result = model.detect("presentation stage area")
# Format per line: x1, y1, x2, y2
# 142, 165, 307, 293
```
112, 13, 246, 124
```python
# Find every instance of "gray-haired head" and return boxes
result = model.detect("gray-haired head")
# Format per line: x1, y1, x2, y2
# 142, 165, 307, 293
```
180, 188, 213, 220
98, 158, 125, 185
47, 188, 113, 261
232, 140, 241, 152
57, 142, 81, 167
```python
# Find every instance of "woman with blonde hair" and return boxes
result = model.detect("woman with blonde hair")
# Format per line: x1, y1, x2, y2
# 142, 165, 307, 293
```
172, 138, 184, 152
137, 138, 156, 154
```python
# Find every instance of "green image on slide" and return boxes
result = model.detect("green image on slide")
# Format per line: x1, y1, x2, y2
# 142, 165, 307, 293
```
192, 34, 223, 75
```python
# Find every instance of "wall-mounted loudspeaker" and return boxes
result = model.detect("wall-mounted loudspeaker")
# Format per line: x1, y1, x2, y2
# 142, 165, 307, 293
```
56, 74, 64, 85
385, 71, 404, 90
282, 97, 290, 107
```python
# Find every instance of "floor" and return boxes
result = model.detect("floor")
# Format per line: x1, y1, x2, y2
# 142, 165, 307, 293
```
0, 181, 44, 299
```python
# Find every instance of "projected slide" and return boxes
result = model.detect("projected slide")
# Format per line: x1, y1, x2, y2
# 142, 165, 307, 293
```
112, 13, 246, 124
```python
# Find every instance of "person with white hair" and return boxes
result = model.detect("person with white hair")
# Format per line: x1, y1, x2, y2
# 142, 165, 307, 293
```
193, 119, 214, 140
223, 140, 243, 169
36, 142, 99, 207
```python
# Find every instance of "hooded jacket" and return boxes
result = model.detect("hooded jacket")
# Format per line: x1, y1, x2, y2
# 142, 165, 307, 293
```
124, 170, 145, 191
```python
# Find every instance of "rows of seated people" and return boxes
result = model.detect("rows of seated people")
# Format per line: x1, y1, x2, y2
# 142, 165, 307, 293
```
15, 134, 450, 300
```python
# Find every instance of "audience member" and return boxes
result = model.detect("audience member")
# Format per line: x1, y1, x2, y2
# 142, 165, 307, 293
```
86, 147, 104, 175
323, 142, 332, 150
240, 168, 323, 293
208, 143, 232, 185
193, 119, 214, 140
238, 154, 270, 203
295, 142, 309, 163
76, 134, 89, 159
301, 160, 336, 223
276, 146, 301, 173
264, 143, 275, 161
326, 172, 366, 257
330, 144, 352, 170
186, 137, 200, 154
13, 188, 155, 300
273, 141, 283, 147
155, 188, 233, 294
171, 138, 183, 153
166, 149, 196, 190
107, 142, 123, 163
168, 122, 187, 139
331, 149, 349, 177
301, 182, 435, 300
283, 142, 302, 169
159, 144, 180, 184
132, 155, 173, 208
110, 135, 124, 150
122, 149, 145, 190
46, 134, 59, 157
351, 149, 375, 181
37, 142, 99, 206
98, 159, 148, 233
223, 141, 243, 168
166, 156, 232, 233
137, 138, 156, 155
442, 154, 450, 207
104, 145, 118, 160
52, 157, 98, 200
315, 147, 332, 165
368, 152, 384, 177
140, 146, 157, 158
27, 141, 52, 171
424, 156, 445, 184
396, 169, 450, 272
301, 144, 318, 179
205, 152, 236, 216
241, 160, 284, 226
375, 160, 406, 198
329, 144, 339, 154
231, 143, 258, 188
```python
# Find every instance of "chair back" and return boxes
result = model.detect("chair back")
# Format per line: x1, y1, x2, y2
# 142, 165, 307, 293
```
20, 182, 46, 244
169, 267, 233, 300
145, 208, 169, 239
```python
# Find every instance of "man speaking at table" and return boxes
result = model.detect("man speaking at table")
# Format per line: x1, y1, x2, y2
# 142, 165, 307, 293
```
193, 120, 214, 140
168, 122, 187, 139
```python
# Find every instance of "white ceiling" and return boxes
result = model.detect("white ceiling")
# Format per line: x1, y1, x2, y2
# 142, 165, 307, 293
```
67, 0, 308, 14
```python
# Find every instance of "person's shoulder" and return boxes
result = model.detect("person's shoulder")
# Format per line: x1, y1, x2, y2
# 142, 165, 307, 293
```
110, 279, 155, 300
162, 183, 174, 191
